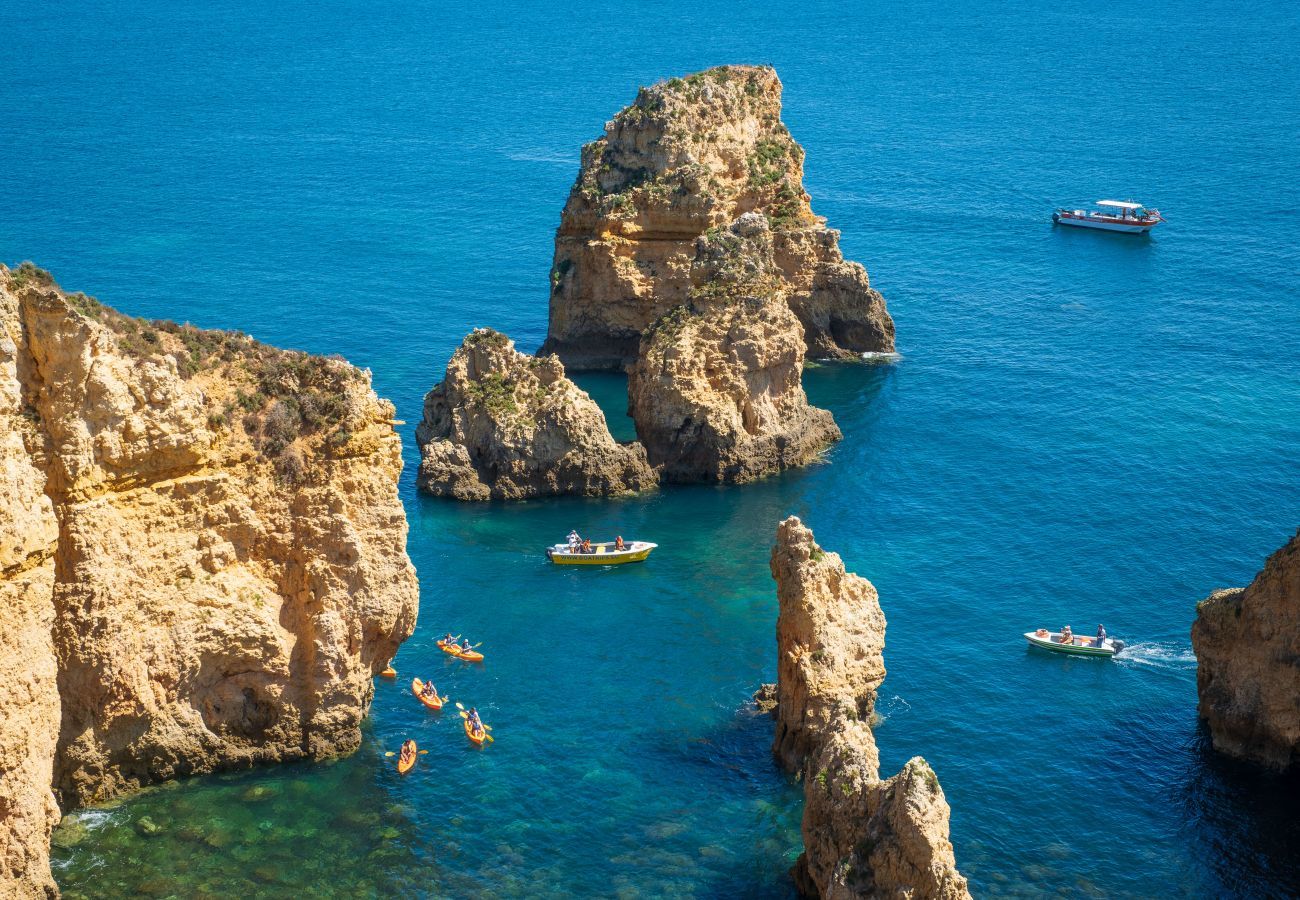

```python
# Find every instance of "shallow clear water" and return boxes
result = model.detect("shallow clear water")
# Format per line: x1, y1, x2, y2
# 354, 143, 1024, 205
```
4, 0, 1300, 896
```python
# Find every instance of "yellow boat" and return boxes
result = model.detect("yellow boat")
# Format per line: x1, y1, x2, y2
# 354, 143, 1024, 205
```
546, 540, 657, 566
397, 742, 417, 774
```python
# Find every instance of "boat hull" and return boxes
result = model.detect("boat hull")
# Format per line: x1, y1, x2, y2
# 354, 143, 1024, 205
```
1053, 212, 1155, 234
1024, 631, 1117, 657
547, 542, 657, 565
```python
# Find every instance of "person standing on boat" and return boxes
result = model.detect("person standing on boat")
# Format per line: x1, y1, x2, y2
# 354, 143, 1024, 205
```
567, 530, 581, 552
1095, 624, 1107, 648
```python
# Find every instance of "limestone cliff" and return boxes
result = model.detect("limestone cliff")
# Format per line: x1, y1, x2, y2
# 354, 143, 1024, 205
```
771, 516, 969, 900
0, 263, 419, 897
1192, 530, 1300, 770
542, 64, 895, 371
628, 214, 840, 483
416, 328, 656, 500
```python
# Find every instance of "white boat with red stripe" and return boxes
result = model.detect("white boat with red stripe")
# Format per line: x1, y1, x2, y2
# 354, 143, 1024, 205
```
1053, 200, 1164, 233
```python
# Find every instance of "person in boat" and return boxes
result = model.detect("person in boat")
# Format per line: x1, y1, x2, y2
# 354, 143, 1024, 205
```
581, 538, 593, 554
442, 632, 455, 647
1059, 625, 1073, 644
1035, 628, 1049, 638
399, 739, 416, 765
468, 707, 484, 736
614, 535, 626, 551
1095, 624, 1107, 648
420, 681, 438, 699
460, 638, 474, 654
567, 530, 581, 551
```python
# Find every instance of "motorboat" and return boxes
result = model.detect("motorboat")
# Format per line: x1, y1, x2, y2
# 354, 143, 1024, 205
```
1024, 629, 1124, 658
1053, 200, 1163, 233
546, 540, 657, 565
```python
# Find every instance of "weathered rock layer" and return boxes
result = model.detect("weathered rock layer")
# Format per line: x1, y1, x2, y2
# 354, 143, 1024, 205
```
628, 215, 841, 483
542, 65, 894, 371
416, 328, 655, 500
1192, 530, 1300, 770
771, 516, 969, 900
0, 263, 419, 897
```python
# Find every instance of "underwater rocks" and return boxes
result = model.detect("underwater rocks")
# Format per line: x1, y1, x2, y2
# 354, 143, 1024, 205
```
415, 328, 656, 499
770, 516, 969, 899
627, 215, 840, 483
1193, 529, 1300, 770
0, 263, 418, 895
542, 64, 894, 371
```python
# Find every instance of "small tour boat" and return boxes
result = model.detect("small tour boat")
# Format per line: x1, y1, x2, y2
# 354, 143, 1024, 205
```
1052, 200, 1163, 234
546, 540, 657, 566
1024, 629, 1124, 658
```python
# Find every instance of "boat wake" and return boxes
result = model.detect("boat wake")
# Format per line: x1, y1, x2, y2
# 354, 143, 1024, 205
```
874, 694, 911, 725
1115, 641, 1197, 671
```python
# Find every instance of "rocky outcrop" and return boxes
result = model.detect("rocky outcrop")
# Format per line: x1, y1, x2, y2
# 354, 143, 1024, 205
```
627, 214, 840, 483
1192, 530, 1300, 770
0, 263, 419, 896
416, 328, 656, 500
771, 517, 969, 900
542, 64, 894, 371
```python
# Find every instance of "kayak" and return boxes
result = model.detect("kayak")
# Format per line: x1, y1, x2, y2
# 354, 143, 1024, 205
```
546, 540, 657, 566
397, 743, 417, 774
411, 678, 445, 711
379, 666, 397, 679
1024, 630, 1123, 658
464, 717, 486, 746
438, 639, 484, 662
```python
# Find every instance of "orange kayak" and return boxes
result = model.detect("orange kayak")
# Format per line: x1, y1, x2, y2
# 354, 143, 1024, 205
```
379, 666, 397, 679
411, 678, 445, 711
438, 639, 484, 663
464, 717, 485, 746
397, 743, 417, 774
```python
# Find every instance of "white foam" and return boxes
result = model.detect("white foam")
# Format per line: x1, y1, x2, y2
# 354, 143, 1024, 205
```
860, 351, 903, 364
1114, 640, 1197, 670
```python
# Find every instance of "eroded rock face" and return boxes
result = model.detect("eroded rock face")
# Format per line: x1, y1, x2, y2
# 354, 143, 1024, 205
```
1193, 531, 1300, 770
627, 216, 841, 483
0, 263, 419, 895
542, 64, 894, 371
416, 328, 656, 500
771, 517, 969, 900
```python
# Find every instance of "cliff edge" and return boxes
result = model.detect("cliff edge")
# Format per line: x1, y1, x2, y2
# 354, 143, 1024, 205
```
771, 516, 969, 900
1192, 530, 1300, 770
415, 328, 656, 500
0, 263, 419, 896
542, 65, 895, 371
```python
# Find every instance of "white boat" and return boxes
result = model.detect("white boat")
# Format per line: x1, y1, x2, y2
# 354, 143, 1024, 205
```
1053, 200, 1163, 234
1024, 630, 1124, 658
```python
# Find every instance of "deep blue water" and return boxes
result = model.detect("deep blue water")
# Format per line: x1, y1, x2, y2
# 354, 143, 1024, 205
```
5, 0, 1300, 896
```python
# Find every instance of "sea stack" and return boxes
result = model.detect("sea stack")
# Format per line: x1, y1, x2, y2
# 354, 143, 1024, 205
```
415, 328, 656, 500
628, 214, 841, 483
770, 516, 970, 900
0, 263, 419, 896
542, 64, 895, 371
1192, 530, 1300, 770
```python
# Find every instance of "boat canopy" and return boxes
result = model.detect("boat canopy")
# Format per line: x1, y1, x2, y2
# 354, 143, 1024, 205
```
1097, 200, 1144, 209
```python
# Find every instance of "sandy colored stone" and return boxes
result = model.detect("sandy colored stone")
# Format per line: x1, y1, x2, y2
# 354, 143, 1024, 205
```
771, 516, 969, 899
0, 263, 419, 895
416, 328, 656, 500
1193, 530, 1300, 769
628, 215, 840, 483
542, 64, 894, 371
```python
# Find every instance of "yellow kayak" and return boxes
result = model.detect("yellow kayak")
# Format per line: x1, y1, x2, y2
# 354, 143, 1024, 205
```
379, 666, 397, 679
397, 743, 417, 774
464, 717, 485, 746
411, 678, 446, 711
438, 639, 484, 662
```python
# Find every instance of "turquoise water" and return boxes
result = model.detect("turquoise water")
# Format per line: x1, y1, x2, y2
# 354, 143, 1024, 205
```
4, 0, 1300, 896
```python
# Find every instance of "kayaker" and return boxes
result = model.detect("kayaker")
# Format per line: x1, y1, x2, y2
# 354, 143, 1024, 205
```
420, 681, 438, 699
460, 638, 474, 654
1059, 625, 1073, 644
614, 535, 626, 551
442, 632, 455, 646
399, 739, 416, 765
1095, 624, 1107, 648
468, 708, 484, 735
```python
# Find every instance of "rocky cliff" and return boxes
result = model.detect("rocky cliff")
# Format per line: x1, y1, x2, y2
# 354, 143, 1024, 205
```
627, 214, 840, 483
771, 516, 969, 900
416, 328, 656, 500
1192, 530, 1300, 770
542, 64, 895, 371
0, 263, 419, 897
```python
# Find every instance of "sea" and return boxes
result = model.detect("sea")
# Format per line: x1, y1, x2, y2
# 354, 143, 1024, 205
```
3, 0, 1299, 896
